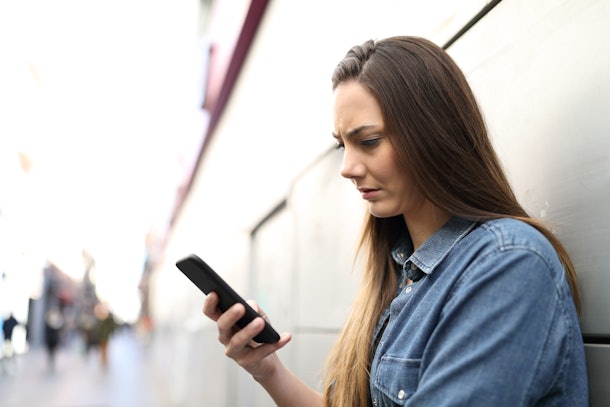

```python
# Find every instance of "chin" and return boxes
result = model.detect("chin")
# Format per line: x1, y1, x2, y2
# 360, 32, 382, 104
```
368, 204, 400, 219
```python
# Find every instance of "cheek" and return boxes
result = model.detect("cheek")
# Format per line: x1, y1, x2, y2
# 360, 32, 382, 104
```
387, 164, 421, 203
379, 154, 407, 186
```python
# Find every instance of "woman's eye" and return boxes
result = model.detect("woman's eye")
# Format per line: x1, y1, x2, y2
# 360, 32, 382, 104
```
335, 142, 345, 150
361, 138, 380, 147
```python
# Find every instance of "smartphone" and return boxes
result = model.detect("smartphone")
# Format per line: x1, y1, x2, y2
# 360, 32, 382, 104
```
175, 254, 280, 343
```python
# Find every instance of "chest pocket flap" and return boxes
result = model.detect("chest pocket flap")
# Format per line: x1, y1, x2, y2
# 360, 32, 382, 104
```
374, 356, 421, 405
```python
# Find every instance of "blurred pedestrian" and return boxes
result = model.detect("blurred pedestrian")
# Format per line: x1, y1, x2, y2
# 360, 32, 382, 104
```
2, 313, 19, 355
93, 302, 116, 369
44, 306, 64, 371
1, 312, 20, 373
77, 311, 98, 356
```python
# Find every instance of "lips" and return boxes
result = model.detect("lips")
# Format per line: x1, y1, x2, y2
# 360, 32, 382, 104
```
358, 187, 380, 200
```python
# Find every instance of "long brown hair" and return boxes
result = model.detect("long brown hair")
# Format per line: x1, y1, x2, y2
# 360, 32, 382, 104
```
322, 36, 580, 407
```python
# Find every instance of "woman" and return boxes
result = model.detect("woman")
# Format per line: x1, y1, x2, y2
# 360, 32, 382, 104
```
203, 36, 588, 406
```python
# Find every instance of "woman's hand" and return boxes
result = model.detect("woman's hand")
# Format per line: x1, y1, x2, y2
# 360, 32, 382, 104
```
204, 292, 323, 406
202, 292, 292, 381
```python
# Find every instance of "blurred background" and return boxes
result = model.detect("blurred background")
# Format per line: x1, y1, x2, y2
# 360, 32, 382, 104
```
1, 0, 609, 406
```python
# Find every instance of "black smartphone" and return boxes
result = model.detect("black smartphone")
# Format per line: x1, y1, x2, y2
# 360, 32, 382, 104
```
175, 254, 280, 343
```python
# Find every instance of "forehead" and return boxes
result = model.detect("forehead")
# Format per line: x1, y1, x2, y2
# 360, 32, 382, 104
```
333, 81, 383, 135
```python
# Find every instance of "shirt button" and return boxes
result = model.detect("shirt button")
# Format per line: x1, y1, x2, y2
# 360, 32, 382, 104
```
410, 263, 417, 270
372, 399, 378, 406
398, 389, 406, 400
405, 286, 412, 293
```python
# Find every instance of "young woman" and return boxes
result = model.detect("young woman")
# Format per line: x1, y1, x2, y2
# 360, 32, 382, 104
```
203, 36, 588, 406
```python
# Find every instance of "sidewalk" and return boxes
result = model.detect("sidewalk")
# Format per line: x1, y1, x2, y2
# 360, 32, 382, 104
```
0, 329, 171, 407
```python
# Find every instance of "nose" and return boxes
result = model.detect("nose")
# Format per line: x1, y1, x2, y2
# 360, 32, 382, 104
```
340, 148, 365, 180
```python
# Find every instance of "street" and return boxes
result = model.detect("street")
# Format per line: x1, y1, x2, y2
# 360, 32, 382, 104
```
0, 328, 171, 407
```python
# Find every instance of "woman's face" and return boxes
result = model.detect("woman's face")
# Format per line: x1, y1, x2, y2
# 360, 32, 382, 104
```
333, 80, 428, 220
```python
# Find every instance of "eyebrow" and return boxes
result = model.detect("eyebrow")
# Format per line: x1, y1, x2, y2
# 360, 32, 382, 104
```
332, 124, 379, 139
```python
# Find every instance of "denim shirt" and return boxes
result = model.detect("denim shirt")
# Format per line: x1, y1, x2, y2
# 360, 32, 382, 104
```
369, 217, 588, 406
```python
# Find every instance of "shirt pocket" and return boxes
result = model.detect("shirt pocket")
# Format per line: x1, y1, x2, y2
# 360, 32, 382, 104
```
373, 355, 421, 405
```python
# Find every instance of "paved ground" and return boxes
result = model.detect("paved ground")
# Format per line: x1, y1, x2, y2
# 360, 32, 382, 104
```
0, 329, 172, 407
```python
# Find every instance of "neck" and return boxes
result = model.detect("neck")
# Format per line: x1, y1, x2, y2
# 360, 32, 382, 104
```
404, 205, 451, 251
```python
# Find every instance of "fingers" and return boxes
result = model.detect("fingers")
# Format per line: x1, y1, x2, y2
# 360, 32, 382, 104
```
228, 327, 293, 370
224, 314, 291, 353
201, 294, 292, 376
202, 293, 246, 345
202, 292, 221, 320
217, 303, 248, 345
246, 300, 269, 322
225, 316, 264, 352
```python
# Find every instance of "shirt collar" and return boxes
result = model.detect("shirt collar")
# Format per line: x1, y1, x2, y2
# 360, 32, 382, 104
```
392, 216, 478, 276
